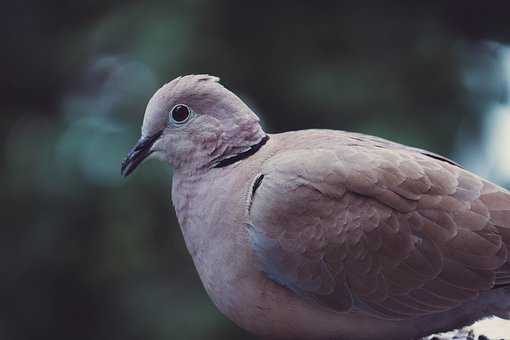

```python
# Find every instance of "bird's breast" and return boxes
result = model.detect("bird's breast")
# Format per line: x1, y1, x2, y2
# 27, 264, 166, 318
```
171, 166, 265, 313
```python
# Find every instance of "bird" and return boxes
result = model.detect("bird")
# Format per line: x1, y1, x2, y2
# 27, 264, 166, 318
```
121, 74, 510, 340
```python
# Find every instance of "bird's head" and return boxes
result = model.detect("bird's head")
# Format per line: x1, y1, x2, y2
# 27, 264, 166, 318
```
121, 75, 266, 176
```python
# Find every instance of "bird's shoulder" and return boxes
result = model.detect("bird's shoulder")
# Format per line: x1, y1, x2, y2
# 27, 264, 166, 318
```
260, 130, 466, 212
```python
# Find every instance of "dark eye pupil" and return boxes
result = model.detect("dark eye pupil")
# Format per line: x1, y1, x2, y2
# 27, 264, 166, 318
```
172, 105, 190, 122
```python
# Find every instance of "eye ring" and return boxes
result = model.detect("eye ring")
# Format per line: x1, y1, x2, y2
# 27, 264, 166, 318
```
169, 104, 192, 125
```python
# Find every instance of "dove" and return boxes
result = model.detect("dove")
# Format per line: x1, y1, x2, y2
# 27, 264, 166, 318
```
121, 75, 510, 340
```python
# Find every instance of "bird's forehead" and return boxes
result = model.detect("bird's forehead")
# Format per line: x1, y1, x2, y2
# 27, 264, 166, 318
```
141, 99, 167, 137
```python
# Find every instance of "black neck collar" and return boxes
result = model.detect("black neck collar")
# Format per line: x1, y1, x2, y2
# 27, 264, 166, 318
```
213, 135, 269, 168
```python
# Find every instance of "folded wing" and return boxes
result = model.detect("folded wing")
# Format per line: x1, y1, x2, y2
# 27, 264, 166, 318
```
248, 145, 510, 319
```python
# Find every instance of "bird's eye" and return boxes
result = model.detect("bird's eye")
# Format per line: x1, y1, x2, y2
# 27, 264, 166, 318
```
170, 104, 191, 124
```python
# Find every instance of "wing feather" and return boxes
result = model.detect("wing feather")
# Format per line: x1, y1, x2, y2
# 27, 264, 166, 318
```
249, 144, 510, 319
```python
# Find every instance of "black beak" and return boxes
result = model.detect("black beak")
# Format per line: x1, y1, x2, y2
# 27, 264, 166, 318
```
121, 131, 162, 177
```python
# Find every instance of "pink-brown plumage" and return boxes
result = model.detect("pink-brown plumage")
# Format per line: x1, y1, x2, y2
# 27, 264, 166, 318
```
122, 75, 510, 339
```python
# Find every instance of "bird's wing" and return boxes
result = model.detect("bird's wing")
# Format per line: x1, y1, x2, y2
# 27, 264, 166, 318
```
248, 145, 510, 319
347, 131, 462, 167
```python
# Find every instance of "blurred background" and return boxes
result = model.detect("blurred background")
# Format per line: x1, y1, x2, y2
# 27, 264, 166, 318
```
3, 1, 510, 339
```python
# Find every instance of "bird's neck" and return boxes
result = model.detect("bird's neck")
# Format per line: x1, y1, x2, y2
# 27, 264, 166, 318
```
211, 135, 269, 168
175, 124, 267, 175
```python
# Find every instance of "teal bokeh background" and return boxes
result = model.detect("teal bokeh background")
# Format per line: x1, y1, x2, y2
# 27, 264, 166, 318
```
3, 1, 510, 339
